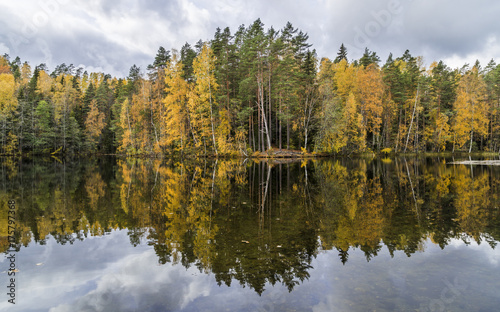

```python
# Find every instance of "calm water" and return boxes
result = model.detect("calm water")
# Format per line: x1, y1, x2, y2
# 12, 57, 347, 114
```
1, 157, 499, 312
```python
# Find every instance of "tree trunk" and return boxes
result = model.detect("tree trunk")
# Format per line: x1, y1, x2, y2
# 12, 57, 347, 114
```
249, 102, 254, 152
257, 73, 271, 151
208, 77, 217, 156
257, 95, 261, 152
256, 100, 271, 151
469, 128, 474, 153
287, 118, 290, 150
469, 96, 475, 153
304, 128, 308, 151
126, 104, 133, 150
279, 95, 282, 150
268, 65, 272, 148
63, 99, 67, 152
396, 108, 402, 152
404, 86, 419, 152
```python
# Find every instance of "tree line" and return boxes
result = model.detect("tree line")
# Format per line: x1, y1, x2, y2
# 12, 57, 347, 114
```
1, 19, 500, 156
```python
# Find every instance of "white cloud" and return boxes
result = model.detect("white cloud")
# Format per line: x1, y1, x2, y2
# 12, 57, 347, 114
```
442, 35, 500, 69
0, 42, 9, 55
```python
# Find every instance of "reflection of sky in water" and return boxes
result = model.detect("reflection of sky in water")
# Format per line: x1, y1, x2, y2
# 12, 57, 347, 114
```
1, 231, 499, 312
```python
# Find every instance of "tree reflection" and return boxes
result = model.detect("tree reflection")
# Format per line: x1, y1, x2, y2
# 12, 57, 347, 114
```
1, 156, 499, 294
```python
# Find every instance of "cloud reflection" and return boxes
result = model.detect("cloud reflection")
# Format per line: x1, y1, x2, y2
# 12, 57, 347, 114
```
1, 230, 214, 312
1, 232, 499, 312
310, 238, 500, 312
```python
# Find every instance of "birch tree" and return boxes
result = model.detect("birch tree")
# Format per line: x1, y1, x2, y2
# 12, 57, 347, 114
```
452, 66, 488, 152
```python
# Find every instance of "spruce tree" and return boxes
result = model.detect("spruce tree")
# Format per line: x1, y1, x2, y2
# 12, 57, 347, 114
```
334, 43, 348, 63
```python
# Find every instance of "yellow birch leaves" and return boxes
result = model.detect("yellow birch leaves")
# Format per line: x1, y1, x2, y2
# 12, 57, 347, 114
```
316, 59, 382, 153
189, 43, 220, 154
452, 66, 488, 151
160, 44, 232, 155
0, 72, 18, 154
85, 100, 105, 150
162, 51, 189, 151
0, 73, 17, 116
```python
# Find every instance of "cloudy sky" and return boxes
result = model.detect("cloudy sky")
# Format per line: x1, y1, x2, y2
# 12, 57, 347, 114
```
1, 0, 499, 77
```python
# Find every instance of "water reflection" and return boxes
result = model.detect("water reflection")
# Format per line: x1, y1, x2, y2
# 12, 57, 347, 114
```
1, 157, 500, 299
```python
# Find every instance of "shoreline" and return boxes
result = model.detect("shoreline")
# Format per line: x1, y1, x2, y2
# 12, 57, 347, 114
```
1, 150, 499, 160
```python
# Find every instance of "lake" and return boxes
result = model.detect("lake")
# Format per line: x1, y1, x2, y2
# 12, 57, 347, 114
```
1, 156, 499, 312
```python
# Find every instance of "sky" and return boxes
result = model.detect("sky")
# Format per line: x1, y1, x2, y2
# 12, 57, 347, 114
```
1, 0, 499, 77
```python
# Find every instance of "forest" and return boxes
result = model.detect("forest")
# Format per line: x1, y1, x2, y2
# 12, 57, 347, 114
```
1, 19, 500, 156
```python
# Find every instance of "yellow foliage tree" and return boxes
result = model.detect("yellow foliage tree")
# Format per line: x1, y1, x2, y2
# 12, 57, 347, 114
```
0, 73, 18, 153
316, 58, 354, 153
162, 51, 189, 152
357, 64, 384, 147
0, 56, 10, 74
20, 62, 31, 85
452, 66, 488, 152
118, 98, 135, 154
334, 59, 357, 99
433, 113, 451, 152
84, 99, 105, 151
189, 43, 220, 155
0, 74, 18, 112
131, 79, 152, 154
36, 70, 53, 99
344, 92, 365, 152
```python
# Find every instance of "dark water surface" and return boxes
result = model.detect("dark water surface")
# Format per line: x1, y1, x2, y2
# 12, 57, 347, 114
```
1, 157, 499, 311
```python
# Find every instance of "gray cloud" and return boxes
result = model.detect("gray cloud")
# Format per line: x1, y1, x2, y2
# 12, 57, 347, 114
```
0, 0, 499, 77
399, 1, 500, 62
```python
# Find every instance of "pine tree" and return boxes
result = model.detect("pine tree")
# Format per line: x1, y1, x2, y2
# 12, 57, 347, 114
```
334, 43, 348, 64
484, 60, 500, 152
359, 48, 380, 68
34, 100, 55, 153
426, 61, 456, 151
180, 43, 197, 81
